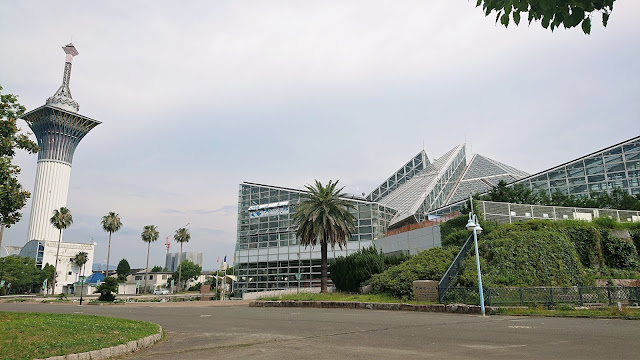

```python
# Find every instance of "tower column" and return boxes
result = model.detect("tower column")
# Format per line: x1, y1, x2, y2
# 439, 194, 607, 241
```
27, 160, 72, 241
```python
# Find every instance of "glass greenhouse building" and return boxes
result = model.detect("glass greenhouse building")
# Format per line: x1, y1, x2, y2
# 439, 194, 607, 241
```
234, 136, 640, 295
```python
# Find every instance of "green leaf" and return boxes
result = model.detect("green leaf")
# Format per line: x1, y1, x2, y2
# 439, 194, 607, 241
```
582, 16, 591, 35
513, 11, 521, 25
501, 12, 510, 27
476, 0, 482, 7
602, 12, 610, 27
541, 15, 550, 29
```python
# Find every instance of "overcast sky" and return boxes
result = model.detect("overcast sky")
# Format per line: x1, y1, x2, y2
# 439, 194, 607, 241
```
1, 1, 639, 271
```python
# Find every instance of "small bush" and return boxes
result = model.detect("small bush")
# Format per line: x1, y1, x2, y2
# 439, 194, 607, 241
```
96, 277, 118, 302
368, 246, 458, 299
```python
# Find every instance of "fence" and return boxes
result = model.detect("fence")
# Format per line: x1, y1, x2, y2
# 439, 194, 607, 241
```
437, 234, 473, 302
480, 200, 640, 225
442, 286, 640, 306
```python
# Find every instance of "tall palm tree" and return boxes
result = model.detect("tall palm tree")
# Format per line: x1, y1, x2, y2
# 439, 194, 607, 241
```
50, 207, 73, 295
141, 225, 159, 293
101, 212, 122, 278
72, 251, 88, 305
292, 180, 355, 293
173, 227, 191, 292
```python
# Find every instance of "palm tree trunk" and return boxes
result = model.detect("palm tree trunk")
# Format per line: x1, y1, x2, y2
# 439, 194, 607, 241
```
106, 232, 112, 277
178, 243, 183, 292
321, 240, 328, 293
144, 242, 151, 294
0, 224, 5, 254
52, 229, 62, 295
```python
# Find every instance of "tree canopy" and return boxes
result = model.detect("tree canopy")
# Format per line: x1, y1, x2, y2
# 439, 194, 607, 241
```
170, 260, 202, 284
0, 256, 48, 295
1, 86, 39, 249
479, 180, 640, 210
475, 0, 616, 34
116, 259, 131, 282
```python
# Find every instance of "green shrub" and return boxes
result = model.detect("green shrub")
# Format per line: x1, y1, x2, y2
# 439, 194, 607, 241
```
600, 230, 639, 270
439, 215, 469, 239
458, 229, 584, 287
630, 230, 640, 257
442, 229, 470, 247
592, 216, 620, 229
368, 246, 458, 299
330, 247, 384, 293
96, 277, 118, 302
556, 222, 604, 268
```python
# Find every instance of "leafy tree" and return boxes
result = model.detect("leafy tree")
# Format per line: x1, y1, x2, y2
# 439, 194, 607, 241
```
330, 247, 385, 292
170, 260, 202, 286
475, 0, 616, 34
0, 85, 39, 251
101, 212, 123, 277
151, 265, 164, 273
0, 256, 47, 294
41, 263, 55, 294
293, 180, 356, 293
95, 276, 118, 302
49, 207, 73, 295
173, 227, 191, 291
116, 258, 131, 282
141, 225, 159, 293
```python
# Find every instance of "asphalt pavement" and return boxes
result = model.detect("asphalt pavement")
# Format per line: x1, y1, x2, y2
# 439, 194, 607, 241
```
1, 301, 639, 359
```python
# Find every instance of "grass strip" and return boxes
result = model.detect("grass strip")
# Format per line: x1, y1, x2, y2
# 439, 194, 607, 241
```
258, 292, 437, 304
0, 311, 159, 360
493, 306, 640, 319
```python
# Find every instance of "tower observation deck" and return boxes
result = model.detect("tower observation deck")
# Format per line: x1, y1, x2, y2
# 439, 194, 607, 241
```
20, 44, 101, 242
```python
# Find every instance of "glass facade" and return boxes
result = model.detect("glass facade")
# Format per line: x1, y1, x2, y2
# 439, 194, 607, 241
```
234, 138, 640, 295
514, 136, 640, 197
235, 182, 395, 294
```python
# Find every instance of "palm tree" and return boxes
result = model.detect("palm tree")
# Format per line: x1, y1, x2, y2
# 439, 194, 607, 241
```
141, 225, 159, 293
50, 207, 73, 295
101, 212, 122, 278
292, 180, 355, 293
72, 251, 88, 305
173, 227, 191, 292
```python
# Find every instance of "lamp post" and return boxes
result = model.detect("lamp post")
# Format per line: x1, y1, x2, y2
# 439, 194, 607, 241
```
465, 197, 485, 317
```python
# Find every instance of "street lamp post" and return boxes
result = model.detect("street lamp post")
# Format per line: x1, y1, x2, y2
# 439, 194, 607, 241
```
466, 197, 485, 317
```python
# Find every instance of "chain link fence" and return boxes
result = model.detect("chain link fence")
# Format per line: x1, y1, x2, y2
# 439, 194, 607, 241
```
442, 286, 640, 306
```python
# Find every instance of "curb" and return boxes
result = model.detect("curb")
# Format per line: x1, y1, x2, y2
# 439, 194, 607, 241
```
249, 300, 496, 315
35, 325, 163, 360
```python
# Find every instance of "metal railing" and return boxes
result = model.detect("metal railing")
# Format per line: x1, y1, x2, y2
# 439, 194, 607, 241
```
442, 286, 640, 306
480, 200, 640, 225
437, 234, 473, 302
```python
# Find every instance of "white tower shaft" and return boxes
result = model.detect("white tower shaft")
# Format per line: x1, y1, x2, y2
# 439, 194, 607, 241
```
27, 160, 72, 241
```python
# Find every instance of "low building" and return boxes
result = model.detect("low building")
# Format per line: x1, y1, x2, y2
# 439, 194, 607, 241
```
18, 239, 95, 294
127, 271, 172, 293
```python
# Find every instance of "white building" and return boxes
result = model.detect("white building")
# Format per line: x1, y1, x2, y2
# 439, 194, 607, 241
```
18, 239, 95, 294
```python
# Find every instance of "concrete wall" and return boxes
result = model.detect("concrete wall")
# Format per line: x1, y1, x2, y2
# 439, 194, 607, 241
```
374, 225, 441, 256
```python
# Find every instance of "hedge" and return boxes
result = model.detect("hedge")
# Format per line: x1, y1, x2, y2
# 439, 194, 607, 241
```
368, 246, 458, 300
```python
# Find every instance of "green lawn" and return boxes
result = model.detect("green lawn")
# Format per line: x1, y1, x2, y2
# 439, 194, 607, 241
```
0, 311, 160, 360
258, 292, 437, 304
493, 306, 640, 319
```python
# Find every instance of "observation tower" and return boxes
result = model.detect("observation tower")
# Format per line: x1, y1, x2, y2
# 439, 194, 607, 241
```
21, 43, 101, 242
